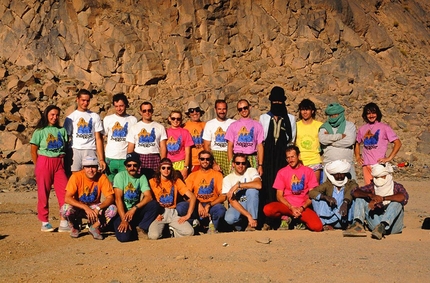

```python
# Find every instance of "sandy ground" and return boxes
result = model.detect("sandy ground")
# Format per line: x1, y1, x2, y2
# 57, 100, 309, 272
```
0, 180, 429, 283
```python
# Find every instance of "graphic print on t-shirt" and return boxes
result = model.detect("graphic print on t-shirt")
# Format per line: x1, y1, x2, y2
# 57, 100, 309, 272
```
167, 136, 182, 156
197, 178, 215, 200
159, 186, 174, 207
111, 121, 129, 142
124, 182, 139, 206
236, 126, 254, 147
46, 132, 65, 152
80, 185, 98, 204
214, 127, 228, 148
363, 129, 379, 150
191, 129, 203, 149
76, 117, 93, 139
138, 128, 156, 147
291, 174, 305, 195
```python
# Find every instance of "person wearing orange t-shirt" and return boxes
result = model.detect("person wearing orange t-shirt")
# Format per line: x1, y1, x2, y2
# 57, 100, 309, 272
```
183, 101, 206, 172
147, 158, 196, 239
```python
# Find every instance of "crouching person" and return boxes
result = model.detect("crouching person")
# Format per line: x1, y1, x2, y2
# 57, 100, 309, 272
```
148, 158, 196, 239
113, 152, 159, 242
309, 160, 357, 230
343, 163, 409, 239
61, 155, 117, 239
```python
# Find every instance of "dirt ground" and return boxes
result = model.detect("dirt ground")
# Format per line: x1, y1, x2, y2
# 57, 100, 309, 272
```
0, 180, 429, 283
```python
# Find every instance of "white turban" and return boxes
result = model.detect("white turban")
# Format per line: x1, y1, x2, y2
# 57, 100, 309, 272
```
371, 163, 394, 205
324, 160, 351, 187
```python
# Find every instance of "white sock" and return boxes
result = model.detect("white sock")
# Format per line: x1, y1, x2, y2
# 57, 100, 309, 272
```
60, 220, 68, 227
42, 222, 49, 226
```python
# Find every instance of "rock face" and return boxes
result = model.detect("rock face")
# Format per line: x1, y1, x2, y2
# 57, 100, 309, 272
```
0, 0, 429, 188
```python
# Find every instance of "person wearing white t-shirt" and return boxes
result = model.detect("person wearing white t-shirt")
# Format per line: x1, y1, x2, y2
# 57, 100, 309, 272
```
203, 99, 235, 176
103, 93, 138, 182
126, 101, 167, 180
64, 89, 106, 175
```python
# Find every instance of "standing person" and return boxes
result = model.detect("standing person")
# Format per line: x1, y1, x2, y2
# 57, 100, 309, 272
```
296, 99, 323, 183
60, 155, 117, 240
176, 151, 226, 234
103, 93, 138, 182
343, 163, 409, 240
319, 103, 356, 180
64, 89, 106, 175
355, 103, 402, 185
30, 105, 70, 232
183, 101, 206, 173
126, 101, 167, 181
203, 99, 235, 175
166, 110, 193, 179
309, 160, 358, 230
259, 86, 296, 228
222, 153, 262, 231
263, 145, 323, 232
113, 152, 159, 242
148, 158, 196, 239
225, 99, 264, 176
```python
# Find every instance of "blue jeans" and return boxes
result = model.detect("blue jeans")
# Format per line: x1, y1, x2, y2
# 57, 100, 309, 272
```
311, 199, 355, 228
224, 189, 259, 230
113, 200, 159, 242
353, 198, 404, 234
176, 201, 226, 230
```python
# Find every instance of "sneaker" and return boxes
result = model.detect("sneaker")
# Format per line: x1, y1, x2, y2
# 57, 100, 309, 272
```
58, 225, 72, 233
371, 223, 386, 240
88, 226, 103, 240
169, 227, 175, 238
343, 221, 367, 237
294, 223, 306, 230
70, 227, 80, 238
192, 219, 200, 228
41, 223, 54, 232
245, 225, 256, 232
262, 223, 272, 231
279, 218, 291, 230
207, 221, 217, 234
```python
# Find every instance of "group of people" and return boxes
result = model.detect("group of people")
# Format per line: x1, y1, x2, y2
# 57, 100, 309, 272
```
30, 86, 408, 242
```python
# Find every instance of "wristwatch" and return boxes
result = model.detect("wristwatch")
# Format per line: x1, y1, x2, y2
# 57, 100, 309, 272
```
95, 206, 101, 211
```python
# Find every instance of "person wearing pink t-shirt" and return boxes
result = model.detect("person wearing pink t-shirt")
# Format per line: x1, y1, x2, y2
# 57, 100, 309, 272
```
166, 110, 194, 179
263, 145, 323, 231
355, 103, 401, 185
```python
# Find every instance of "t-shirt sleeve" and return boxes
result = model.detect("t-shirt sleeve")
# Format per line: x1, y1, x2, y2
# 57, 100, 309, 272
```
184, 130, 194, 147
222, 176, 232, 194
93, 114, 104, 133
384, 124, 399, 143
272, 171, 285, 191
139, 175, 150, 192
202, 123, 211, 141
100, 175, 114, 196
176, 179, 190, 196
30, 129, 41, 145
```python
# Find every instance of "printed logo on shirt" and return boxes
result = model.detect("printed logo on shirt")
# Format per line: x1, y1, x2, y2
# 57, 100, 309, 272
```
159, 186, 174, 207
111, 121, 129, 142
300, 134, 316, 150
124, 182, 139, 205
196, 178, 215, 200
214, 127, 228, 148
363, 129, 379, 150
236, 126, 255, 148
167, 136, 182, 156
138, 128, 156, 147
46, 132, 64, 152
79, 185, 98, 204
190, 128, 204, 149
291, 174, 305, 195
76, 117, 93, 139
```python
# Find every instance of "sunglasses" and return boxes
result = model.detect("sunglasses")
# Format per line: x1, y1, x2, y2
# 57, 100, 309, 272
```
141, 109, 154, 114
83, 165, 98, 169
237, 106, 249, 112
234, 161, 247, 165
199, 157, 211, 161
126, 164, 139, 168
188, 108, 200, 114
161, 166, 172, 170
170, 117, 182, 121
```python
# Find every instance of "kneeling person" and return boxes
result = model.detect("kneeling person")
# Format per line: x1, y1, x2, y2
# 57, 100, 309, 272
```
113, 152, 159, 242
309, 160, 357, 230
222, 153, 261, 231
61, 155, 117, 239
344, 163, 409, 239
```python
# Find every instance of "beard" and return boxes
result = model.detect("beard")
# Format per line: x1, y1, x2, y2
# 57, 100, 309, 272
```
270, 103, 287, 117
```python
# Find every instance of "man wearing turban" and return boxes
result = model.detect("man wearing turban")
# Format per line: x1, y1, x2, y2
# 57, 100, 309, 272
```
343, 163, 409, 239
309, 160, 358, 230
319, 103, 357, 181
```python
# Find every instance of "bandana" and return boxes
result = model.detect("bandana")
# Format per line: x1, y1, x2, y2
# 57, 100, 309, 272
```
320, 103, 346, 134
324, 160, 350, 187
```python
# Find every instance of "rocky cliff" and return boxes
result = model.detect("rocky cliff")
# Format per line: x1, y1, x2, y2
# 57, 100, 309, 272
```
0, 0, 429, 188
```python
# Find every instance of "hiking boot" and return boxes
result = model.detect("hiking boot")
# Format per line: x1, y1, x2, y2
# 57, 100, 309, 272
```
245, 225, 256, 232
279, 218, 291, 230
88, 226, 103, 240
343, 222, 367, 237
207, 221, 217, 235
262, 223, 272, 231
371, 223, 386, 240
41, 223, 54, 232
